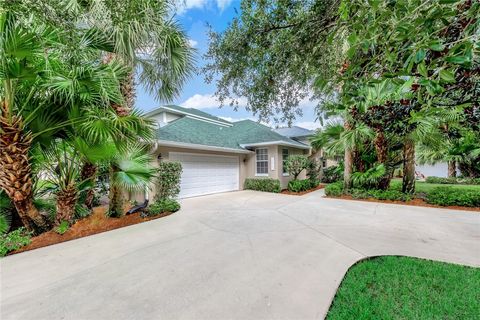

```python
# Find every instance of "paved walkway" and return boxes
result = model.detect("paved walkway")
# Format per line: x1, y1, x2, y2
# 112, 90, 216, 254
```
1, 190, 479, 319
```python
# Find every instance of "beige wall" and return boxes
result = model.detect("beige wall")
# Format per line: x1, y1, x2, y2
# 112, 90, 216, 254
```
138, 144, 314, 201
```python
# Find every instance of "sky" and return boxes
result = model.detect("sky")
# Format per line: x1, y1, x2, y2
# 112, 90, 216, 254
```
134, 0, 321, 130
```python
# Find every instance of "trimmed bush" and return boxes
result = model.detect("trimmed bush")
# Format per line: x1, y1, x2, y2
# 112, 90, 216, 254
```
325, 182, 343, 197
148, 199, 181, 215
350, 189, 412, 202
244, 178, 281, 193
425, 176, 480, 185
156, 161, 182, 201
287, 179, 314, 193
0, 228, 31, 257
426, 187, 480, 207
322, 165, 343, 183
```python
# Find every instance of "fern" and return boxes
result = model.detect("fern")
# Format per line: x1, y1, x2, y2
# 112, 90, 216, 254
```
352, 164, 387, 189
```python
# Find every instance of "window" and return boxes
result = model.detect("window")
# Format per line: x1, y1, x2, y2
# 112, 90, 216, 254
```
256, 148, 268, 175
282, 148, 289, 175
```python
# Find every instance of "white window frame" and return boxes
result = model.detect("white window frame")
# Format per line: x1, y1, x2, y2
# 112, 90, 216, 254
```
282, 148, 289, 176
255, 148, 269, 176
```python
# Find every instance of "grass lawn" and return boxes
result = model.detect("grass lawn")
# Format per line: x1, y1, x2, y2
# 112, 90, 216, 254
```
327, 256, 480, 319
390, 179, 480, 193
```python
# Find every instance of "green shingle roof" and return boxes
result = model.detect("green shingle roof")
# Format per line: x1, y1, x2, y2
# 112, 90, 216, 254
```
156, 118, 309, 151
147, 105, 232, 125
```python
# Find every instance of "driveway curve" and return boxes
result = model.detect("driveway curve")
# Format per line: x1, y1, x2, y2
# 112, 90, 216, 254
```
1, 190, 479, 320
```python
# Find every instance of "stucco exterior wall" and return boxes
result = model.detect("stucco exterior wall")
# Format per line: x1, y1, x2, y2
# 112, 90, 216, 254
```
132, 144, 312, 202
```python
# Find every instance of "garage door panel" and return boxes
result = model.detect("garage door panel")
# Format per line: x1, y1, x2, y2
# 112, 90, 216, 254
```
169, 152, 240, 198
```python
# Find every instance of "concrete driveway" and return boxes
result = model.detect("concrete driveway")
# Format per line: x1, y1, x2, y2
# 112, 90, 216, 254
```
1, 190, 479, 320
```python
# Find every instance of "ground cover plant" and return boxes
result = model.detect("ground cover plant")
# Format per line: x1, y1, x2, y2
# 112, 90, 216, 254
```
327, 256, 480, 319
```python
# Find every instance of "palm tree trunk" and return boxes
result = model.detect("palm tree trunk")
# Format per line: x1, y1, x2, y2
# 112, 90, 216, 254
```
0, 112, 48, 233
402, 139, 415, 194
108, 184, 124, 217
55, 184, 77, 226
81, 162, 97, 209
448, 161, 456, 178
108, 165, 124, 217
374, 130, 391, 190
343, 122, 353, 191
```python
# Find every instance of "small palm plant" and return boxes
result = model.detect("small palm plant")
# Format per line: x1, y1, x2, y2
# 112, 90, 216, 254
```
107, 143, 156, 217
38, 141, 84, 226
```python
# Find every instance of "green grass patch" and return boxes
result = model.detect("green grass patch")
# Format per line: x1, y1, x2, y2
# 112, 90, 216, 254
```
390, 179, 480, 193
327, 256, 480, 320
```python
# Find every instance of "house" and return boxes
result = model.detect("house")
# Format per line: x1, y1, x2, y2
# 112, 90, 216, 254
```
146, 105, 312, 198
273, 126, 337, 168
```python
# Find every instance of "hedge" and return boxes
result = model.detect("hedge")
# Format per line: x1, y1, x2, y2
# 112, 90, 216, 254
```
425, 176, 480, 185
244, 178, 281, 193
156, 161, 182, 201
325, 182, 343, 197
426, 187, 480, 207
148, 199, 181, 215
287, 179, 319, 193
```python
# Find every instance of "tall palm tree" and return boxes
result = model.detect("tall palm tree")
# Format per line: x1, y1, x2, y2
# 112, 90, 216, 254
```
0, 11, 58, 232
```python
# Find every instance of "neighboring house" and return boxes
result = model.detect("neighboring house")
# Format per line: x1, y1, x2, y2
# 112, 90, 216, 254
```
146, 105, 311, 198
273, 126, 338, 168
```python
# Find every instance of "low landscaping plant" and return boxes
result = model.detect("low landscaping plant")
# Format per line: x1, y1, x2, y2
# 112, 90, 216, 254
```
55, 221, 70, 235
321, 165, 343, 183
425, 176, 480, 185
0, 228, 31, 257
350, 189, 412, 202
244, 178, 281, 193
155, 161, 182, 201
148, 199, 181, 215
325, 182, 343, 197
287, 179, 317, 193
426, 187, 480, 207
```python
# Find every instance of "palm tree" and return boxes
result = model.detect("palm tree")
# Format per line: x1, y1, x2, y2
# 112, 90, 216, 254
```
0, 11, 59, 232
85, 0, 195, 114
107, 143, 156, 217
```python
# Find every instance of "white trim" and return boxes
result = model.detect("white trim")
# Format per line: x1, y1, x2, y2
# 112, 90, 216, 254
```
282, 173, 290, 177
255, 174, 269, 177
240, 140, 310, 150
147, 106, 232, 127
271, 156, 275, 171
157, 140, 252, 154
169, 151, 239, 160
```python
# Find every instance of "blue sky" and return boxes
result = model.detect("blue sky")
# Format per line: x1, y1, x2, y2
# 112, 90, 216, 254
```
135, 0, 320, 130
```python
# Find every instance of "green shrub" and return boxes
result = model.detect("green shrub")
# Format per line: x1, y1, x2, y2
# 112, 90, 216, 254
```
156, 161, 182, 201
244, 178, 281, 193
425, 176, 480, 185
351, 164, 387, 189
426, 187, 480, 207
148, 199, 181, 215
287, 179, 313, 192
284, 155, 309, 180
322, 165, 343, 183
55, 221, 70, 234
350, 189, 412, 201
0, 228, 31, 257
307, 159, 321, 182
325, 182, 343, 197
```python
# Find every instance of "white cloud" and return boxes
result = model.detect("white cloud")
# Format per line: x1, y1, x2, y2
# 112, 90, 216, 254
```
216, 0, 233, 11
180, 93, 247, 109
175, 0, 233, 14
187, 39, 198, 48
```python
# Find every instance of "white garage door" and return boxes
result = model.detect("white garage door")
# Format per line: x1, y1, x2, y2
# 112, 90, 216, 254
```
169, 152, 240, 198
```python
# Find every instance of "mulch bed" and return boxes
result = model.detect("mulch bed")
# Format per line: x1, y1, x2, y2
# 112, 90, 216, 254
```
326, 194, 480, 212
10, 206, 173, 255
281, 184, 325, 196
